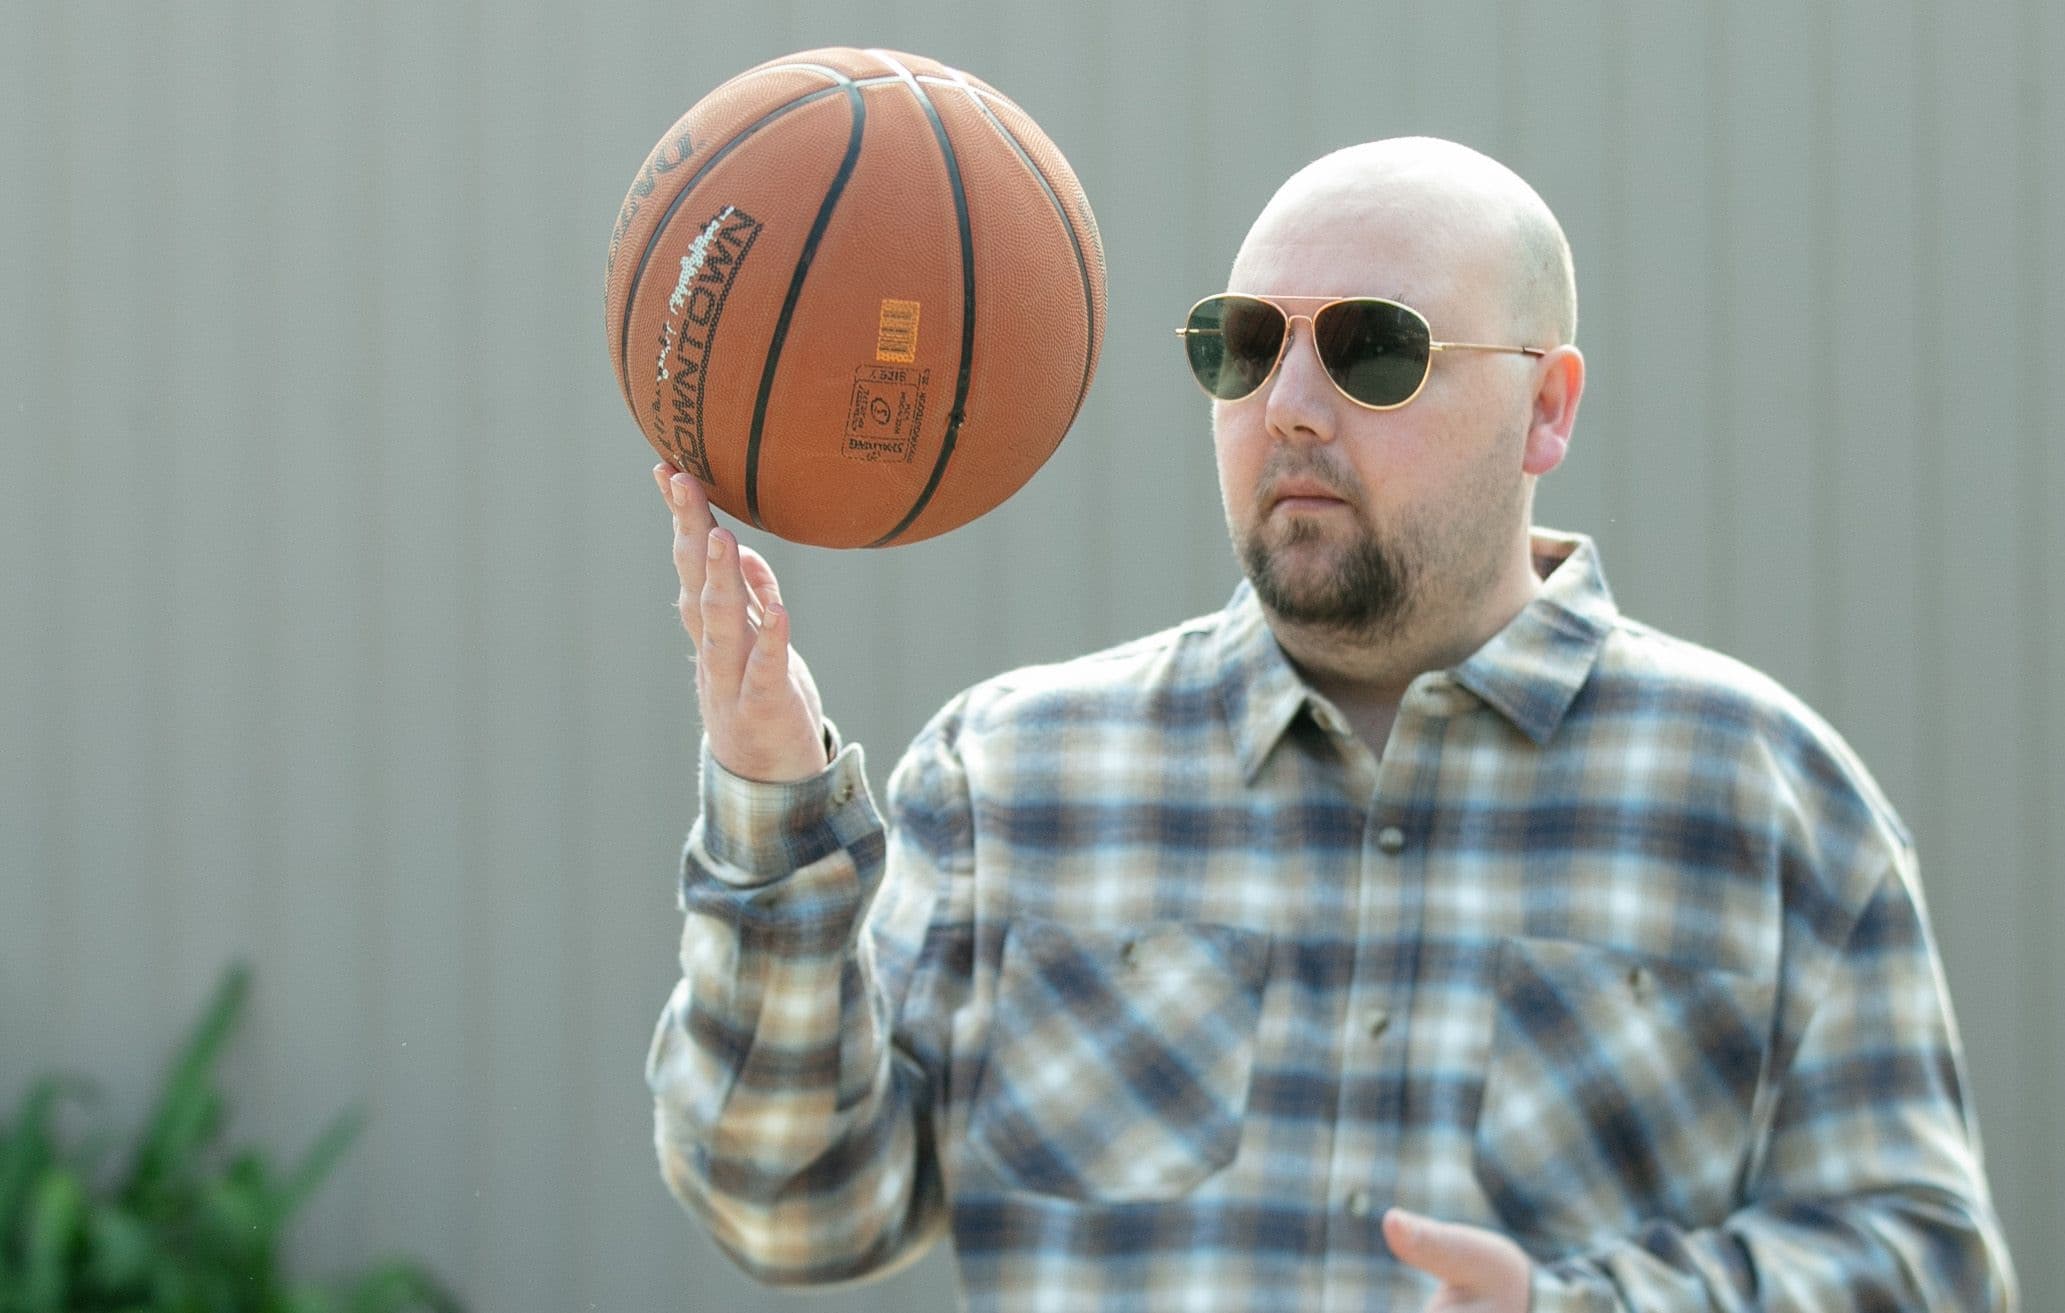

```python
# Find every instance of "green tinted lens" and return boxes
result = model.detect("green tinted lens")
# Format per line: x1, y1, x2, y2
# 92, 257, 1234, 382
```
1184, 296, 1286, 400
1314, 299, 1431, 407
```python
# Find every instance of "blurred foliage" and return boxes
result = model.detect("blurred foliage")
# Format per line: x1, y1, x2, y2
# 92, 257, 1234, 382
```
0, 965, 464, 1312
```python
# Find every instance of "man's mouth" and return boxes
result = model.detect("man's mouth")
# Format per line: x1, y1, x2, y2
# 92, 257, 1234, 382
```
1266, 478, 1351, 511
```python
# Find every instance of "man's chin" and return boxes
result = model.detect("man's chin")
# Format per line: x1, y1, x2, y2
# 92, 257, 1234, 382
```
1241, 537, 1413, 634
1253, 528, 1347, 570
1263, 595, 1384, 633
1251, 565, 1364, 628
1251, 540, 1351, 594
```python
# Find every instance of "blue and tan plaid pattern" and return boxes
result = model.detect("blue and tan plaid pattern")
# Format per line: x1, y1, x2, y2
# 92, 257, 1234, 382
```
648, 528, 2016, 1312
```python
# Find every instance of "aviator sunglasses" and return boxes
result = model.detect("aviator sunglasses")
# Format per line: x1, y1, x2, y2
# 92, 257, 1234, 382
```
1176, 293, 1546, 410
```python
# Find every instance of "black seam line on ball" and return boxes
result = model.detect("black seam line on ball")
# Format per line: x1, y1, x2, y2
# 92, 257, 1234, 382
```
614, 68, 905, 409
618, 72, 839, 402
744, 74, 866, 530
867, 51, 976, 548
953, 79, 1098, 429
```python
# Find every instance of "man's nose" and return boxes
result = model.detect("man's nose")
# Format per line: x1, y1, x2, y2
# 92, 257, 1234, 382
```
1263, 319, 1337, 443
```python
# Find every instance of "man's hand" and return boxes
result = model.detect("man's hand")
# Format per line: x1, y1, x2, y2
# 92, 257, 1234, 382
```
1385, 1208, 1534, 1313
656, 463, 830, 783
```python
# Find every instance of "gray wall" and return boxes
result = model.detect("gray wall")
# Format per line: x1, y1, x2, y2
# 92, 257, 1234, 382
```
2, 1, 2057, 1309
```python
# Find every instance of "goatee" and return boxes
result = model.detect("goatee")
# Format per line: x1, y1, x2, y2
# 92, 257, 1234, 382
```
1241, 516, 1416, 634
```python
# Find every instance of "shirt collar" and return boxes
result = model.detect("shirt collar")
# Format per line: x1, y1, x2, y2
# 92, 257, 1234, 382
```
1214, 580, 1318, 784
1451, 528, 1618, 746
1214, 526, 1618, 780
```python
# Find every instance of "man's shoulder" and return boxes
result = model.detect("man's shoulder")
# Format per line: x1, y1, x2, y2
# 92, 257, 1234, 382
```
886, 604, 1238, 801
954, 607, 1230, 726
1590, 612, 1911, 849
1595, 612, 1804, 716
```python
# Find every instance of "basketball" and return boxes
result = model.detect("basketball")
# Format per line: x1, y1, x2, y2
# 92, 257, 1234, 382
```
605, 48, 1106, 549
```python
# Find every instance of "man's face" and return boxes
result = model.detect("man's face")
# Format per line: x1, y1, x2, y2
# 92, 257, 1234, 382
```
1212, 199, 1534, 640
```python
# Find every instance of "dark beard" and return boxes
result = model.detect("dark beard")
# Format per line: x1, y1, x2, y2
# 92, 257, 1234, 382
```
1240, 515, 1416, 633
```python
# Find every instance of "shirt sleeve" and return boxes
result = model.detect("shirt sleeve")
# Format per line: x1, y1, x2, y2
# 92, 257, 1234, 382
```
644, 710, 974, 1286
1527, 844, 2019, 1312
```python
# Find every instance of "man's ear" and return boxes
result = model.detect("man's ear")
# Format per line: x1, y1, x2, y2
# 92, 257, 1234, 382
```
1522, 344, 1584, 477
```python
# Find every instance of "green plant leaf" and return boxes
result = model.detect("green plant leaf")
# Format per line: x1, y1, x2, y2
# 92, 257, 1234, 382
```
337, 1261, 468, 1313
0, 1076, 94, 1244
276, 1108, 362, 1224
83, 1201, 157, 1294
226, 1149, 290, 1237
195, 1176, 273, 1268
124, 964, 250, 1202
147, 1260, 197, 1312
19, 1168, 86, 1313
278, 1280, 340, 1313
3, 964, 465, 1312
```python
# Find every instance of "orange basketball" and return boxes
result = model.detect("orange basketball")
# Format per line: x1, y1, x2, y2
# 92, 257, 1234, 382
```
605, 48, 1106, 548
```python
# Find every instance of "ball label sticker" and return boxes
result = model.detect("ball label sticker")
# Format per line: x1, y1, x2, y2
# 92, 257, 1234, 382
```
875, 298, 921, 363
651, 204, 762, 483
845, 366, 929, 462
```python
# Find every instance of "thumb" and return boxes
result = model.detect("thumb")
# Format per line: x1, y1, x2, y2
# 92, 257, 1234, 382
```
1384, 1207, 1507, 1290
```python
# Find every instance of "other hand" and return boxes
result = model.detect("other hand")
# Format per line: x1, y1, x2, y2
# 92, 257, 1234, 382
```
655, 462, 829, 783
1385, 1208, 1533, 1313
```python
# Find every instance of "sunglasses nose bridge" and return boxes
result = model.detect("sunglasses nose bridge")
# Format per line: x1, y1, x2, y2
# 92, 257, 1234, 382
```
1259, 309, 1348, 435
1272, 309, 1330, 390
1255, 305, 1310, 384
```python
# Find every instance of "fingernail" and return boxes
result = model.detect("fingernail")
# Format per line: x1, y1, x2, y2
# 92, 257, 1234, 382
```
671, 473, 692, 504
707, 529, 724, 560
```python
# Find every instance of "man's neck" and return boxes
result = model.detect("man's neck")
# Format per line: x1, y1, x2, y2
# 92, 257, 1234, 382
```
1265, 549, 1545, 755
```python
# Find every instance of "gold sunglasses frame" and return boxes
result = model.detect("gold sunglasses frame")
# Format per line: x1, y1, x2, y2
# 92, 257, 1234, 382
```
1175, 293, 1546, 411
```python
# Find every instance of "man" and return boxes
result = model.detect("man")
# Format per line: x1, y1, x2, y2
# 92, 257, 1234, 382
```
645, 138, 2017, 1311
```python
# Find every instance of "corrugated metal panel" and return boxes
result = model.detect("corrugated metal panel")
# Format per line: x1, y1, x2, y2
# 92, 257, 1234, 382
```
1, 1, 2054, 1308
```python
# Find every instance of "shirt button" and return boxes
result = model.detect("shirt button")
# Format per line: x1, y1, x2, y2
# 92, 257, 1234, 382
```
1345, 1189, 1374, 1218
1377, 826, 1406, 854
1363, 1007, 1392, 1038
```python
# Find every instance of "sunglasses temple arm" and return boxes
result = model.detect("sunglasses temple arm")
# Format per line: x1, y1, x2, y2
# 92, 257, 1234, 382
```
1430, 341, 1546, 356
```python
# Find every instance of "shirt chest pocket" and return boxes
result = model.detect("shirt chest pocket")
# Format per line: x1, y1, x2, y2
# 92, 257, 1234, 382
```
969, 916, 1271, 1203
1473, 936, 1775, 1247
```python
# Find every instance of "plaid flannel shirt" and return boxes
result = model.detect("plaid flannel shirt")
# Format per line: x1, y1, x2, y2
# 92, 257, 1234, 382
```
648, 527, 2015, 1312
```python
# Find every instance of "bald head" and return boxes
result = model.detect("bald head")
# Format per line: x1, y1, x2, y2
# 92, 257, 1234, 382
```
1236, 138, 1577, 346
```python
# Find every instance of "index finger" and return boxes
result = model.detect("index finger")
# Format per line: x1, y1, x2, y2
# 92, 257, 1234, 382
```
653, 462, 716, 530
659, 458, 717, 541
656, 463, 721, 638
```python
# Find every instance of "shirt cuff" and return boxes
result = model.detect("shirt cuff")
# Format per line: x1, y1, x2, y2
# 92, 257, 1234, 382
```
695, 721, 875, 887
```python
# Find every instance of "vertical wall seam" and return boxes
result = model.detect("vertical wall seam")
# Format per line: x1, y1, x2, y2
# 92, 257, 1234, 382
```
1810, 0, 1840, 719
1910, 0, 1947, 872
1707, 0, 1736, 654
2012, 0, 2057, 1216
1599, 0, 1629, 550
